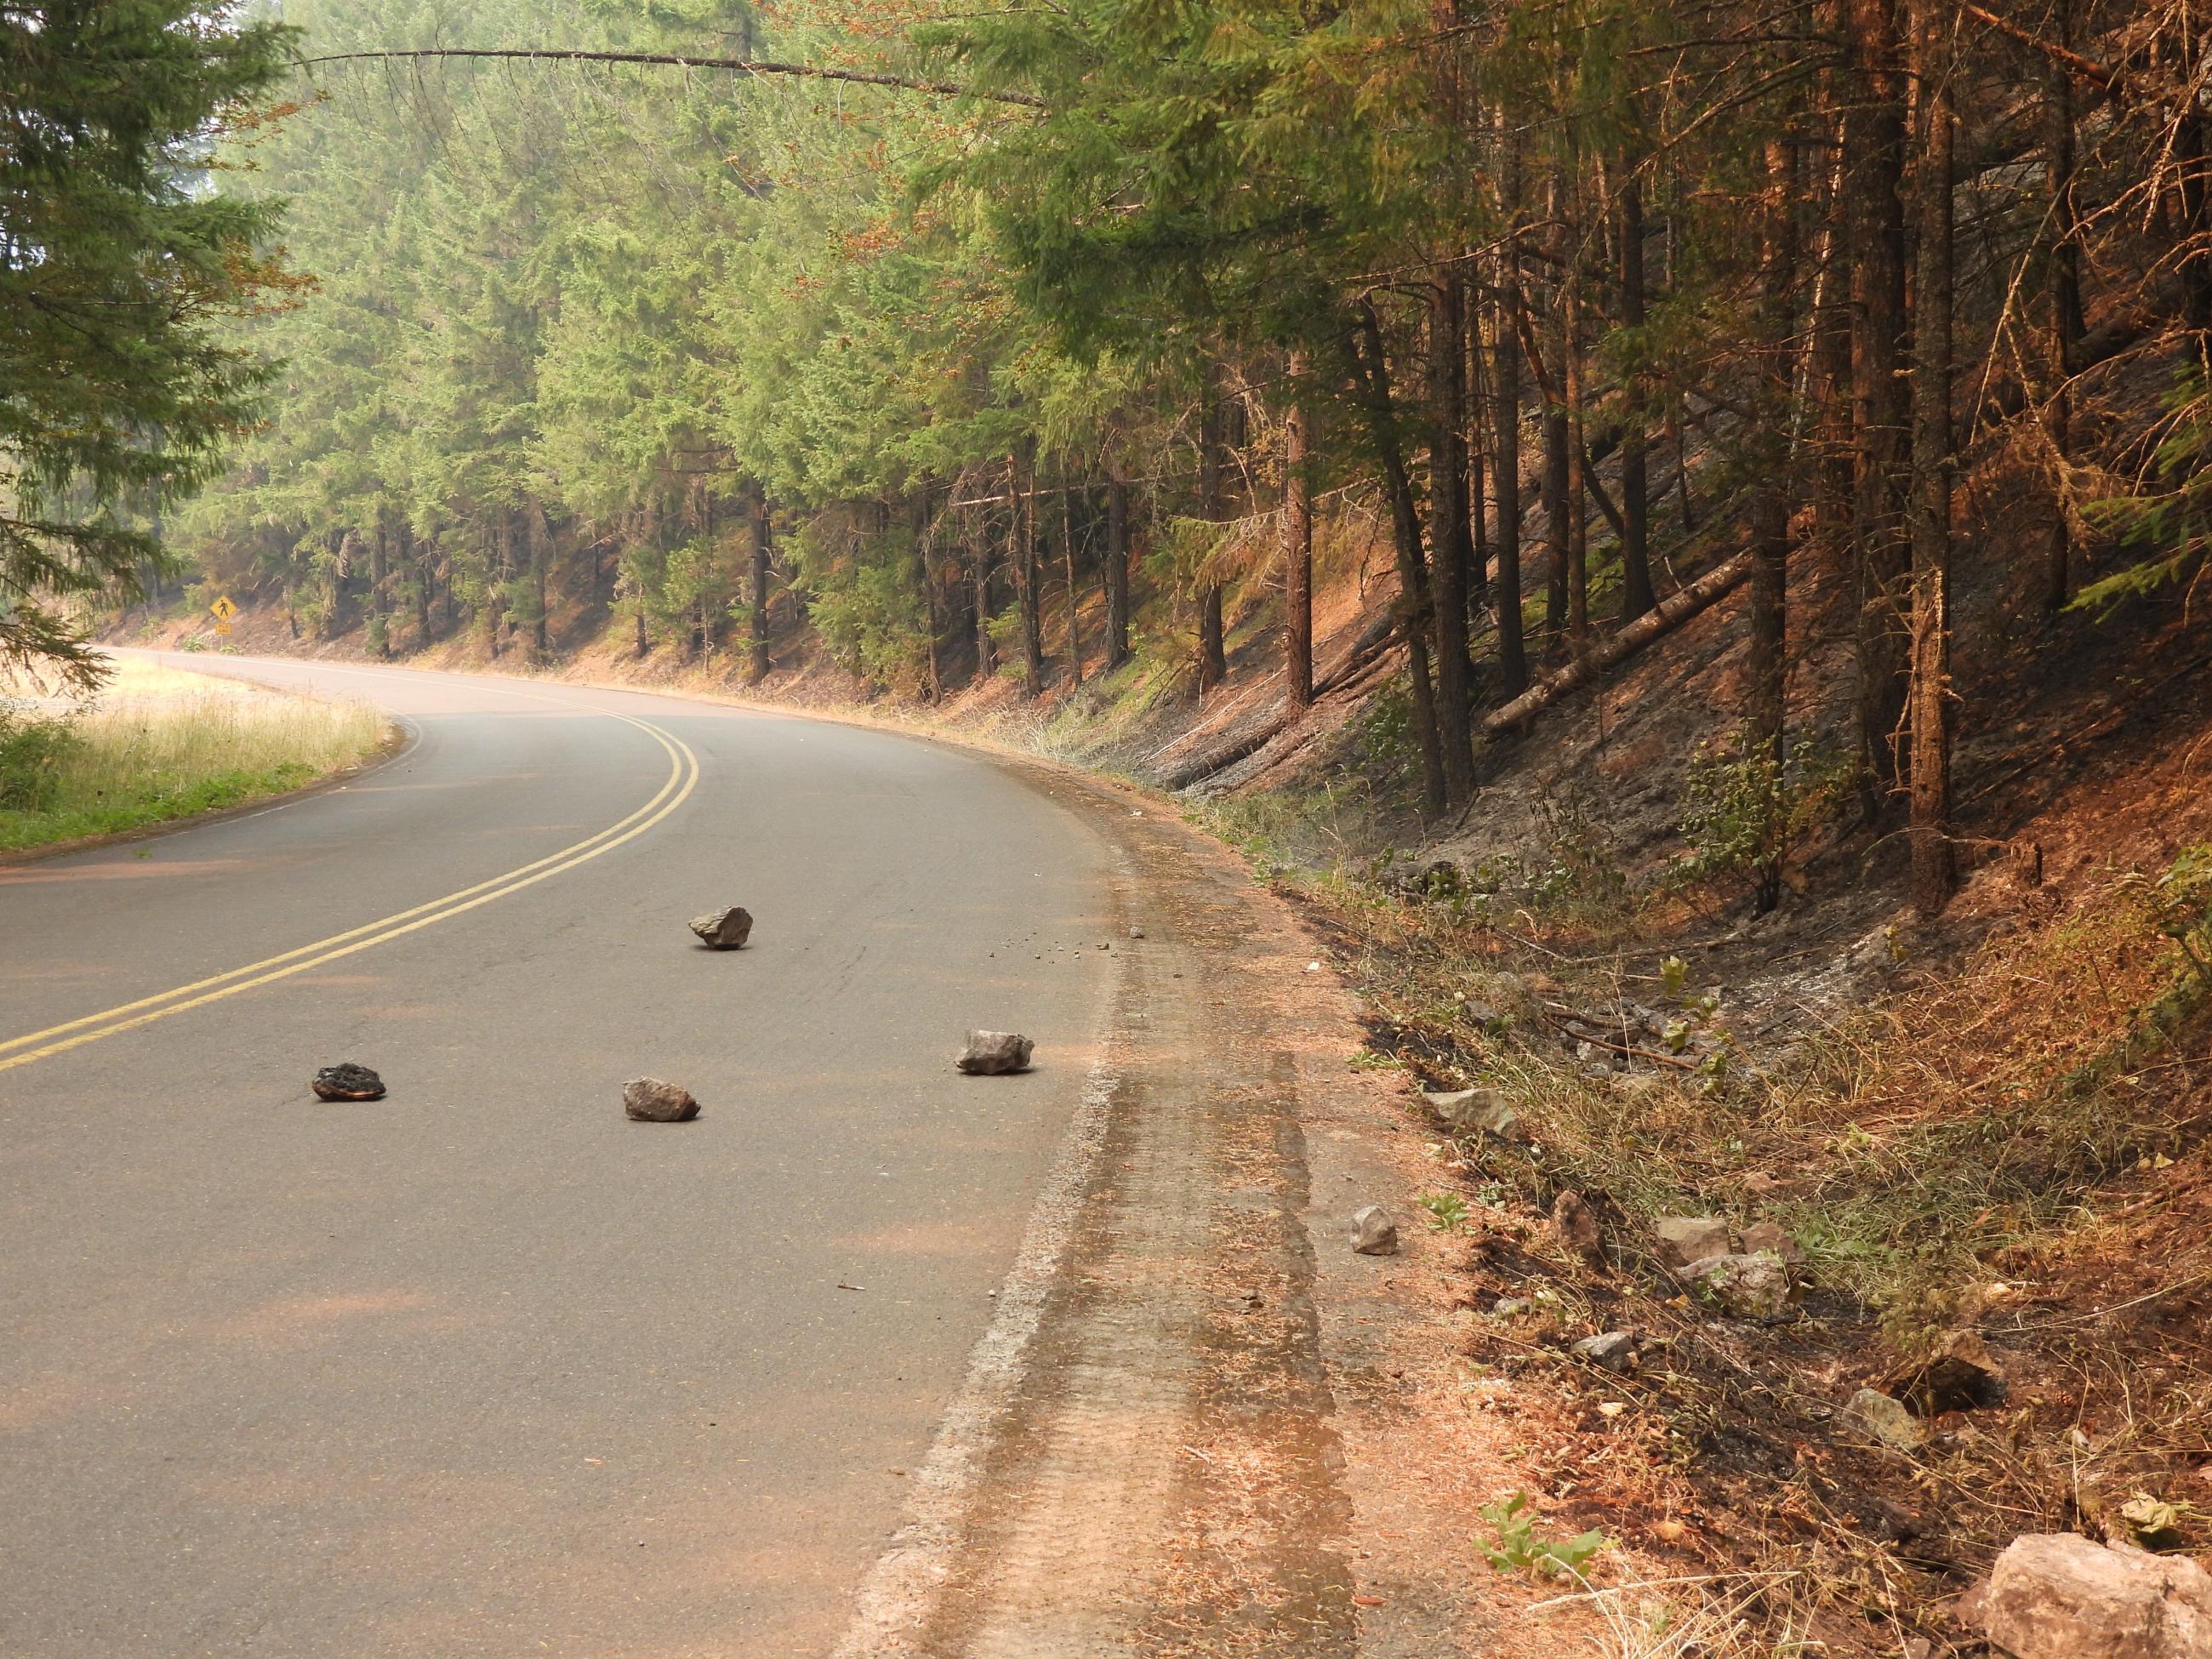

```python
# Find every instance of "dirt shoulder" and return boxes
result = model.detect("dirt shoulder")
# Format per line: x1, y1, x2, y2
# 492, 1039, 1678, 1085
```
825, 744, 1624, 1657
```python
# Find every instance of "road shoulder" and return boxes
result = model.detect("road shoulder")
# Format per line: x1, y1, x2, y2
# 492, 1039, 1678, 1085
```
835, 750, 1520, 1656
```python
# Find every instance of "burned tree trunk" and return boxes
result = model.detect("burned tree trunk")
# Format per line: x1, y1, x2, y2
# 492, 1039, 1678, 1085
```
1907, 0, 1957, 917
1283, 358, 1314, 710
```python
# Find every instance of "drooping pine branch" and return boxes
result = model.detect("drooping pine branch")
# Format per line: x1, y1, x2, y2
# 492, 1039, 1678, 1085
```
295, 48, 1046, 109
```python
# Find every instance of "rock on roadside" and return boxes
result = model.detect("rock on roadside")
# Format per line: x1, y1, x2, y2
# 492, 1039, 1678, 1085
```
955, 1031, 1034, 1075
311, 1063, 385, 1102
688, 907, 754, 949
1351, 1206, 1400, 1256
1982, 1532, 2212, 1659
623, 1077, 699, 1122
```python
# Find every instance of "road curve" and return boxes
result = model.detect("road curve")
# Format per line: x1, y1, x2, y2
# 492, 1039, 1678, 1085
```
0, 653, 1122, 1658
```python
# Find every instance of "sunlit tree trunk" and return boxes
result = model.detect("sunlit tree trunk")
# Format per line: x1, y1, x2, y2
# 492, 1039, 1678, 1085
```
2039, 1, 2083, 616
1283, 355, 1313, 710
1104, 467, 1132, 670
748, 480, 772, 685
1846, 0, 1913, 804
1618, 176, 1654, 623
1059, 469, 1083, 687
1350, 298, 1446, 814
1908, 0, 1957, 917
1491, 118, 1530, 698
1196, 368, 1229, 693
1428, 274, 1477, 803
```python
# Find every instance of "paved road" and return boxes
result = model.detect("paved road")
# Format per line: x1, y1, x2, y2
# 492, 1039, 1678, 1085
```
0, 654, 1120, 1658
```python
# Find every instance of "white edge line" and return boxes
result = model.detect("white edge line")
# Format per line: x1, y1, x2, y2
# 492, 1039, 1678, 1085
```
829, 1049, 1121, 1659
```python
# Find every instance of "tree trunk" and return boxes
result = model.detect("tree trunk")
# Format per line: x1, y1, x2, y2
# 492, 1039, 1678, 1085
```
534, 510, 551, 658
1104, 468, 1132, 670
1748, 139, 1800, 797
1058, 472, 1084, 687
370, 517, 391, 658
2039, 0, 2082, 615
1350, 299, 1447, 816
403, 520, 426, 648
1283, 356, 1314, 710
1197, 374, 1229, 693
1907, 0, 1957, 918
917, 487, 942, 701
748, 481, 772, 684
972, 501, 996, 681
1564, 275, 1590, 656
1809, 117, 1856, 567
1013, 447, 1043, 696
1846, 0, 1913, 802
1618, 176, 1654, 622
1543, 171, 1571, 642
1491, 123, 1531, 698
1428, 275, 1477, 805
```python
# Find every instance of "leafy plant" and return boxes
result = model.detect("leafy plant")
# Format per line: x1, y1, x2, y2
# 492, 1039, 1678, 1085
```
1531, 796, 1628, 917
0, 705, 83, 812
2129, 846, 2212, 984
1476, 1491, 1611, 1581
1418, 1192, 1473, 1234
1673, 733, 1856, 913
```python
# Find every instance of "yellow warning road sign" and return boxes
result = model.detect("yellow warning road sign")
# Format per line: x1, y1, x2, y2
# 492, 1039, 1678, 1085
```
210, 594, 237, 622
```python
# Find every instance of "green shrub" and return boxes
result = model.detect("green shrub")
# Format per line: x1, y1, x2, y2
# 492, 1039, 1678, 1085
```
1673, 733, 1855, 912
0, 705, 83, 812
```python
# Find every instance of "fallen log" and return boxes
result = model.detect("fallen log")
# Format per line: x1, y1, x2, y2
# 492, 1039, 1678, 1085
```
1482, 548, 1756, 736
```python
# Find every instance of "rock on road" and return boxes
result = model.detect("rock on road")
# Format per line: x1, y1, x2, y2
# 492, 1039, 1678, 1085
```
0, 653, 1436, 1659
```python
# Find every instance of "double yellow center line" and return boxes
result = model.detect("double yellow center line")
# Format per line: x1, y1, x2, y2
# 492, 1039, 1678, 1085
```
0, 714, 699, 1076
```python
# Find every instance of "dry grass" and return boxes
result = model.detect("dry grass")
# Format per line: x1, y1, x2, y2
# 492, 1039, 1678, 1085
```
0, 658, 388, 852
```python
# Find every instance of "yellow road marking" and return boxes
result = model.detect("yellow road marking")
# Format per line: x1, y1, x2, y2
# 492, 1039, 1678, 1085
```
0, 714, 699, 1075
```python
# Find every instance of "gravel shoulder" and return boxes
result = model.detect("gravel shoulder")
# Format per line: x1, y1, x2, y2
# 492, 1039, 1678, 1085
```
833, 750, 1564, 1658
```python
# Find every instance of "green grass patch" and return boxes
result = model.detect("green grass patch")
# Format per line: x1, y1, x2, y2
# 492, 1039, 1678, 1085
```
0, 661, 386, 853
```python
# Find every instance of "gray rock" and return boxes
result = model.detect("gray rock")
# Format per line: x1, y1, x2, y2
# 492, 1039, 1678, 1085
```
1653, 1215, 1732, 1268
1552, 1189, 1601, 1257
1740, 1219, 1805, 1267
623, 1077, 698, 1122
687, 907, 754, 949
955, 1031, 1034, 1075
1129, 926, 1145, 939
1458, 997, 1504, 1027
1422, 1087, 1529, 1143
311, 1062, 385, 1102
1841, 1387, 1925, 1451
1351, 1206, 1400, 1256
1572, 1331, 1636, 1371
1680, 1252, 1793, 1320
1492, 1297, 1532, 1317
1983, 1532, 2212, 1659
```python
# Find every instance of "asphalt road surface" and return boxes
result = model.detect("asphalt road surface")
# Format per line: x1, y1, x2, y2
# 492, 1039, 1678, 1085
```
0, 653, 1123, 1658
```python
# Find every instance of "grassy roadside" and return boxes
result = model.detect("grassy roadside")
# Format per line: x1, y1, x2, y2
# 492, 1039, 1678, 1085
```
0, 659, 388, 854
